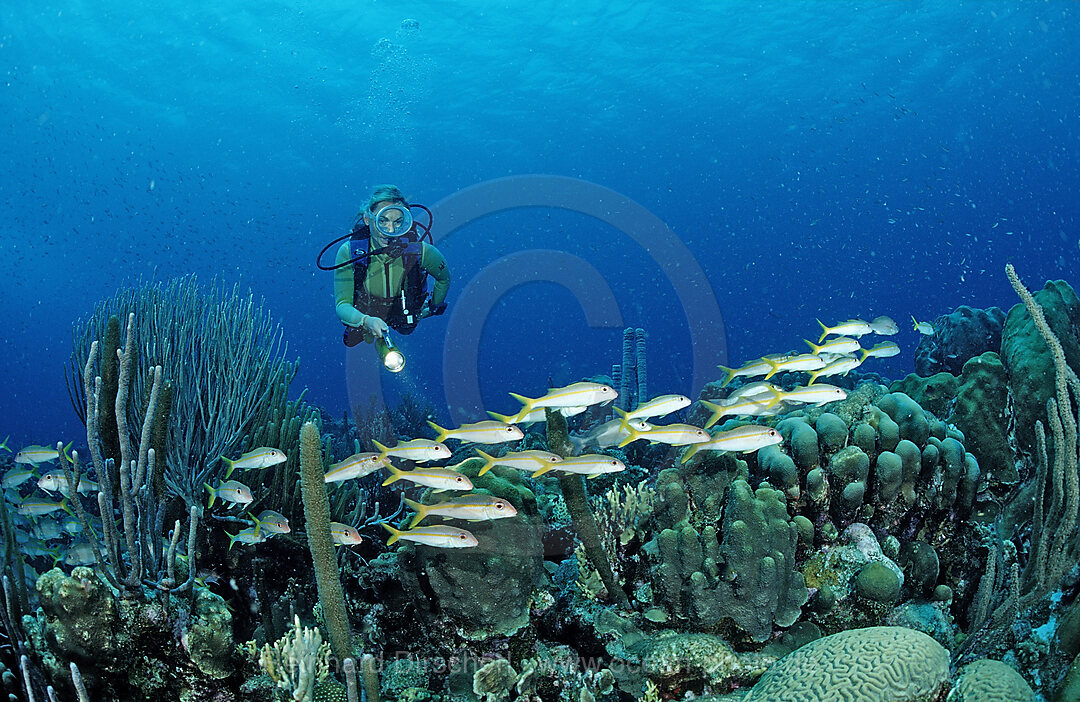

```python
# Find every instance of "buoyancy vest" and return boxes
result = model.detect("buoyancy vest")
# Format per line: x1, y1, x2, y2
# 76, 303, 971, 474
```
349, 224, 428, 334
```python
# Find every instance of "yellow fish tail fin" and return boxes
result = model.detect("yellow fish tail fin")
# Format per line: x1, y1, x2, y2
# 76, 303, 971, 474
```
226, 531, 239, 551
373, 440, 391, 461
762, 385, 787, 409
205, 483, 216, 508
0, 435, 9, 453
381, 463, 404, 486
475, 449, 495, 477
486, 411, 515, 424
613, 407, 628, 419
426, 420, 449, 443
508, 392, 535, 414
680, 444, 701, 464
220, 455, 236, 479
804, 339, 822, 355
817, 318, 831, 343
762, 357, 781, 381
59, 498, 72, 517
617, 423, 643, 449
701, 400, 723, 430
530, 465, 555, 478
858, 348, 871, 364
911, 315, 919, 330
717, 365, 737, 388
807, 369, 822, 386
382, 522, 403, 545
402, 497, 428, 528
60, 441, 74, 464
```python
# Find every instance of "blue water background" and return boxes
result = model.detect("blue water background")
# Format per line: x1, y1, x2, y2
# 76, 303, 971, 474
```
1, 1, 1077, 447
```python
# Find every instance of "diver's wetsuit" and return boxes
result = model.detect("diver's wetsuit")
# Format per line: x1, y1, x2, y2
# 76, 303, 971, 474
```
333, 228, 450, 343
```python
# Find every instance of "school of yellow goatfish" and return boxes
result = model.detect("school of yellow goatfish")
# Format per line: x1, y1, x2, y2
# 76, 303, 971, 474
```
3, 314, 921, 559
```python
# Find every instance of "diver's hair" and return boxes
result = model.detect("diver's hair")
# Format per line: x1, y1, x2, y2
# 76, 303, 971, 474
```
352, 184, 408, 231
367, 184, 408, 212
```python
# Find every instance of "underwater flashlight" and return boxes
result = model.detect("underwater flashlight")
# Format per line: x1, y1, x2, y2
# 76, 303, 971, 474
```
376, 333, 406, 373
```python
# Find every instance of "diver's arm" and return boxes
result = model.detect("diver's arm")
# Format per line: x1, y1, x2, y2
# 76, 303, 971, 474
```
420, 243, 451, 306
334, 242, 367, 327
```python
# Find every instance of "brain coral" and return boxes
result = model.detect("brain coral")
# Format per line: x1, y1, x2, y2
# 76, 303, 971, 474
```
743, 626, 949, 702
946, 659, 1035, 702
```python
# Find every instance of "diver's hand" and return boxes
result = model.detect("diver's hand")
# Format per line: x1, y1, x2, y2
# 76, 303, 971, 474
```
360, 314, 389, 337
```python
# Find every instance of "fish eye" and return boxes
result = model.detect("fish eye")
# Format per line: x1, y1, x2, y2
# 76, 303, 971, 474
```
495, 503, 503, 510
456, 477, 463, 482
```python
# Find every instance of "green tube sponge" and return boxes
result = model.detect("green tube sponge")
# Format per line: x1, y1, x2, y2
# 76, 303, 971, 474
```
299, 420, 352, 661
877, 393, 930, 446
814, 413, 848, 453
894, 439, 921, 506
871, 406, 901, 452
852, 423, 877, 456
759, 445, 798, 492
873, 451, 902, 503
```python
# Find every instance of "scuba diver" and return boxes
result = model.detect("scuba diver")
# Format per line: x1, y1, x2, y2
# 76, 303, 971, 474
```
317, 184, 450, 371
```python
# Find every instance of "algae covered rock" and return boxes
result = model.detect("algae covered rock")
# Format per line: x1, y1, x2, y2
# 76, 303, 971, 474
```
744, 626, 949, 701
950, 352, 1013, 483
182, 586, 234, 679
641, 633, 773, 695
914, 305, 1006, 376
854, 562, 900, 603
948, 659, 1035, 701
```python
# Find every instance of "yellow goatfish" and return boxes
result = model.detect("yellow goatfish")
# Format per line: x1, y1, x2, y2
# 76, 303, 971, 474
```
382, 523, 479, 548
403, 495, 517, 527
717, 356, 785, 388
3, 466, 38, 489
722, 381, 781, 404
508, 381, 618, 419
475, 449, 561, 477
911, 316, 936, 336
330, 522, 364, 546
622, 394, 692, 420
205, 480, 254, 509
36, 470, 99, 496
569, 418, 652, 453
680, 425, 783, 463
807, 356, 863, 385
816, 318, 872, 343
805, 337, 862, 356
17, 497, 71, 517
616, 420, 710, 449
859, 341, 901, 361
373, 439, 451, 463
764, 384, 848, 407
488, 405, 587, 425
762, 354, 827, 380
427, 420, 524, 445
221, 447, 286, 479
324, 452, 387, 483
15, 443, 71, 466
869, 315, 899, 335
250, 509, 291, 534
531, 454, 626, 479
701, 396, 780, 429
227, 526, 269, 550
381, 464, 473, 492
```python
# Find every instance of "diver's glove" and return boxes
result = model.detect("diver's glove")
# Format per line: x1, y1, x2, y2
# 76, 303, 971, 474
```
360, 314, 389, 337
419, 301, 447, 318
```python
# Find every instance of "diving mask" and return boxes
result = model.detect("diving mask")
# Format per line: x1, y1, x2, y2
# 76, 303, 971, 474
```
370, 204, 414, 238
